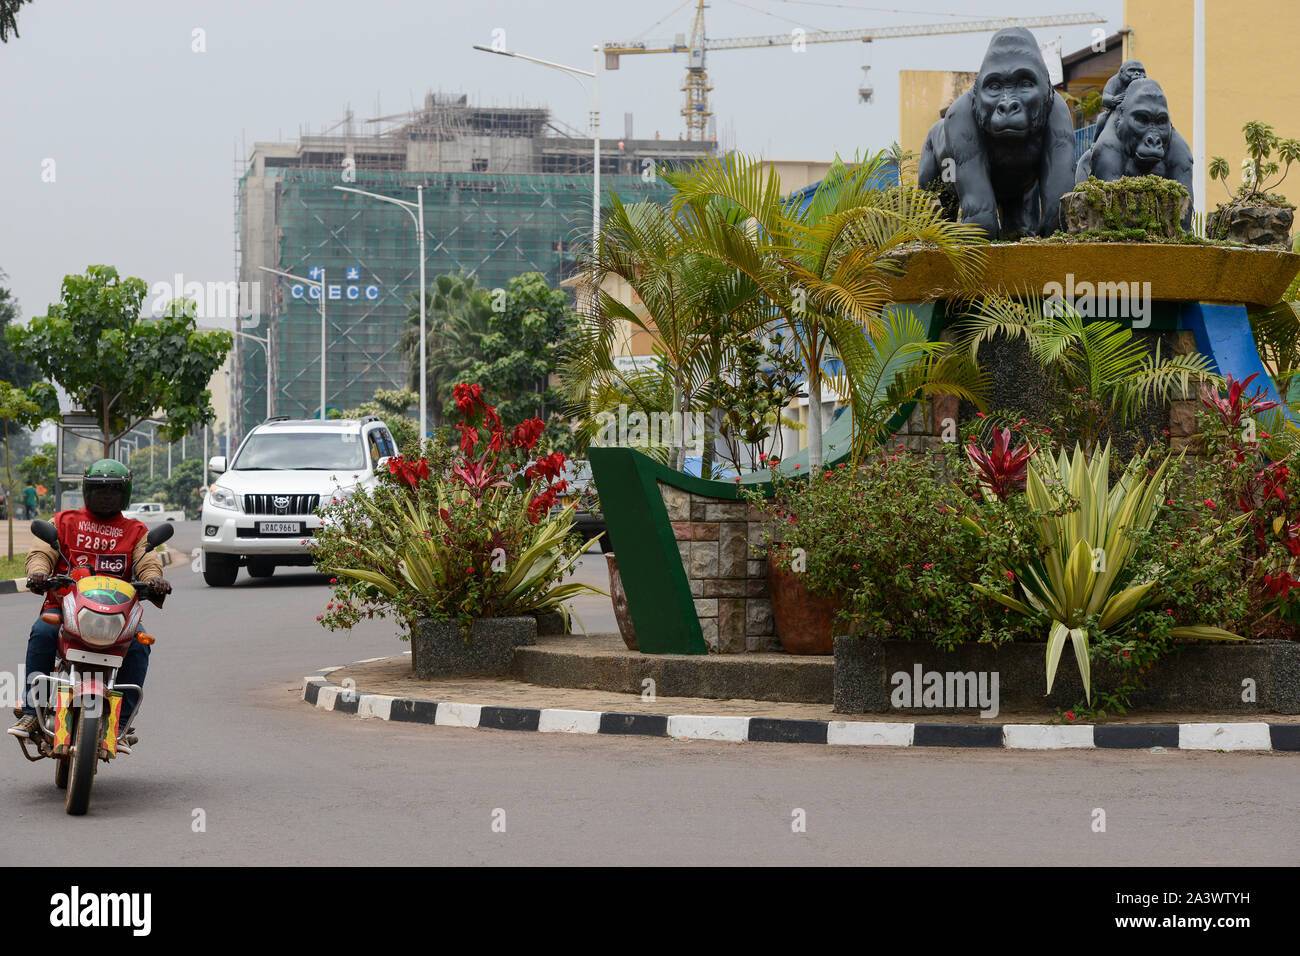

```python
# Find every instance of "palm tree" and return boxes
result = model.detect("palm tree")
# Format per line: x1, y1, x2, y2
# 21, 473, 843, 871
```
0, 0, 32, 42
956, 294, 1222, 453
561, 195, 767, 471
671, 151, 989, 470
404, 272, 492, 425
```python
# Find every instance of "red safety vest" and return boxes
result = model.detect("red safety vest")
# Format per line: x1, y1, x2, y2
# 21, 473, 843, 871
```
44, 509, 146, 609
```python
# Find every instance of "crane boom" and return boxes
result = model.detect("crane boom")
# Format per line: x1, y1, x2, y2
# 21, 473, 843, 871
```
604, 7, 1107, 140
606, 13, 1105, 56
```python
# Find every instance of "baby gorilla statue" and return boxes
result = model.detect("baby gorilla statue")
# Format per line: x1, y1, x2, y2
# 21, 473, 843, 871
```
918, 27, 1077, 239
1075, 77, 1194, 229
1092, 60, 1146, 140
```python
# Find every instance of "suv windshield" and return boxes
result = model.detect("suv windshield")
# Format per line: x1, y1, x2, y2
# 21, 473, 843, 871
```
232, 432, 366, 471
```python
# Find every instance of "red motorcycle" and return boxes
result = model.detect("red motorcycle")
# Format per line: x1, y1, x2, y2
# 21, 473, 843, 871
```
9, 519, 173, 815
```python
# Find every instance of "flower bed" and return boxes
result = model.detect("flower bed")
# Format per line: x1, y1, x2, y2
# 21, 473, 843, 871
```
750, 372, 1300, 719
311, 383, 603, 655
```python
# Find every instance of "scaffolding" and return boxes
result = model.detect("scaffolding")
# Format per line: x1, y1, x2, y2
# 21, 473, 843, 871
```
233, 96, 716, 438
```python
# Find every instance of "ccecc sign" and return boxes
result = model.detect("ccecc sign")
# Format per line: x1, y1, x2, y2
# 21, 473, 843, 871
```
289, 265, 381, 303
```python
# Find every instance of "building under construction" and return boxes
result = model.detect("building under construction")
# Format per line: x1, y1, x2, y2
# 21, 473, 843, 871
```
234, 92, 715, 438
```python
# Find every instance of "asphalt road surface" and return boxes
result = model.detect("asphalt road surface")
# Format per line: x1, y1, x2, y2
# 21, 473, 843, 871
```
0, 522, 1296, 865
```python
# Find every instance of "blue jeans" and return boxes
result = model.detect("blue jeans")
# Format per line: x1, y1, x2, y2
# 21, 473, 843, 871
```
23, 616, 150, 724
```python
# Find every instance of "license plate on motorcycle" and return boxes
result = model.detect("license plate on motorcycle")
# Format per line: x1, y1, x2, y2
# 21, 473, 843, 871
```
257, 521, 301, 534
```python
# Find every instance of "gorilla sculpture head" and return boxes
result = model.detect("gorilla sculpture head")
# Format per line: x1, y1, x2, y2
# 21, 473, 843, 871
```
971, 29, 1054, 140
1115, 60, 1146, 88
1114, 79, 1175, 169
1093, 61, 1147, 139
1074, 78, 1195, 228
917, 28, 1076, 239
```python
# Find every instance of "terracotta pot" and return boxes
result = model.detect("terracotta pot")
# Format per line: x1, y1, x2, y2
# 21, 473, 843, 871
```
605, 553, 638, 651
767, 563, 841, 655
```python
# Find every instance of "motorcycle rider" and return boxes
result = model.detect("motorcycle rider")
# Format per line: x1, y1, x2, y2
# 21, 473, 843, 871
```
9, 459, 170, 739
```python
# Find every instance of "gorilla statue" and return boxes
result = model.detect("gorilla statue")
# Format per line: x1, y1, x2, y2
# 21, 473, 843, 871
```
918, 27, 1077, 239
1092, 59, 1145, 140
1075, 78, 1194, 229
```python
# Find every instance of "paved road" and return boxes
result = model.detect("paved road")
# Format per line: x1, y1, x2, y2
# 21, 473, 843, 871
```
0, 522, 1296, 865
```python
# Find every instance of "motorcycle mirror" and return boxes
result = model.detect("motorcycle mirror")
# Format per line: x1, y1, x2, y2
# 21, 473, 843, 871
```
30, 520, 59, 548
146, 523, 175, 549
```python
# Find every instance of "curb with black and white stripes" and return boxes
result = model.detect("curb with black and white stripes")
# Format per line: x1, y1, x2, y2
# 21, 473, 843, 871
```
0, 547, 181, 595
302, 665, 1300, 752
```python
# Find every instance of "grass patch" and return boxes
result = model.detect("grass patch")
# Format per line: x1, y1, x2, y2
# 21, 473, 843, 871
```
0, 552, 27, 580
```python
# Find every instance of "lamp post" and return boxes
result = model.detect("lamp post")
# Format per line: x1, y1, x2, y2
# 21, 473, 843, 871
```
472, 43, 600, 256
333, 184, 427, 442
259, 265, 327, 420
233, 329, 273, 423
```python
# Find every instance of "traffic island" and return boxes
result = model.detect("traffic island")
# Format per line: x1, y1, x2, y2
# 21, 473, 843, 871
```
299, 654, 1300, 751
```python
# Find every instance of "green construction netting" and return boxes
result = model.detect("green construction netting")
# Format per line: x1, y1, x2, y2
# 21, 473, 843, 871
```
238, 168, 678, 427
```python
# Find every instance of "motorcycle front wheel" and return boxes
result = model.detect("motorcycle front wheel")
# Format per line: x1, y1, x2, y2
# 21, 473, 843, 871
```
65, 705, 99, 815
54, 754, 68, 789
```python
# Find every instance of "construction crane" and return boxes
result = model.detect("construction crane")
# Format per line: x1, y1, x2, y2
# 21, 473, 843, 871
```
604, 4, 1108, 140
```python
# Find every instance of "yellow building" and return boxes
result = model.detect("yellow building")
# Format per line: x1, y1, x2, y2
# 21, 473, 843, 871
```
898, 4, 1300, 210
1125, 0, 1300, 209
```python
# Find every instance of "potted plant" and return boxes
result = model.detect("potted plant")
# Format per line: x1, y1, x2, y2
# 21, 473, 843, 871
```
1207, 121, 1300, 247
312, 383, 604, 677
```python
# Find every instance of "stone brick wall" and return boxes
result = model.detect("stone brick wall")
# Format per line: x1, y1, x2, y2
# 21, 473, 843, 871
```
659, 483, 778, 653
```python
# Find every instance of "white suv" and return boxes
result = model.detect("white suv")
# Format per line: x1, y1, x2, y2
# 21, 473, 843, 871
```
200, 416, 398, 586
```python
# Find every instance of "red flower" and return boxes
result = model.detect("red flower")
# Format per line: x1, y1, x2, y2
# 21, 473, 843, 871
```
1065, 710, 1075, 722
453, 382, 484, 416
510, 418, 546, 451
1004, 570, 1015, 580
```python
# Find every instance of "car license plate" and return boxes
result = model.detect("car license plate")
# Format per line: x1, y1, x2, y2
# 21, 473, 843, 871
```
257, 521, 301, 534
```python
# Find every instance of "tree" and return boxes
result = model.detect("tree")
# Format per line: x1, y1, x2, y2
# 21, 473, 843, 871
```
672, 152, 988, 471
0, 272, 36, 389
463, 272, 575, 430
333, 387, 419, 451
8, 265, 233, 456
162, 458, 204, 520
18, 441, 54, 489
0, 380, 58, 558
562, 194, 768, 471
405, 273, 492, 426
0, 0, 32, 42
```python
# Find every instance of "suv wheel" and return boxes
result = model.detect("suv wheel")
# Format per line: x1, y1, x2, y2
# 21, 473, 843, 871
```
246, 559, 275, 578
202, 552, 239, 587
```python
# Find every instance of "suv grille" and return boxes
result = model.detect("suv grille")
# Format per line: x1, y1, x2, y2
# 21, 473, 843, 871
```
243, 493, 320, 515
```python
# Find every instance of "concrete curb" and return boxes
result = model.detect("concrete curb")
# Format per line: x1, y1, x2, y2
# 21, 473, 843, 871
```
0, 547, 181, 594
301, 660, 1300, 752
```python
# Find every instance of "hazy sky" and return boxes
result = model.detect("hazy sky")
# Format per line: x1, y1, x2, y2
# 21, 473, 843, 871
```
0, 0, 1120, 324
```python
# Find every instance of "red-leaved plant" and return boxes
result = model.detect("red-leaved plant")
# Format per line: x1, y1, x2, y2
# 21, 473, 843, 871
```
966, 427, 1034, 500
312, 382, 600, 630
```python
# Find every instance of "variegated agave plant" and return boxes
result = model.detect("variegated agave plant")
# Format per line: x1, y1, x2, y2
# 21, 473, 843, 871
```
964, 443, 1244, 702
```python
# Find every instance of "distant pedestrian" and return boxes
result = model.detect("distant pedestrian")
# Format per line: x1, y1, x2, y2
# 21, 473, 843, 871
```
23, 483, 37, 520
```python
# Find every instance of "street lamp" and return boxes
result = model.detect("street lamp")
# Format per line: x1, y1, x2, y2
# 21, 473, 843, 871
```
259, 265, 327, 420
472, 43, 601, 257
233, 329, 273, 423
333, 184, 427, 442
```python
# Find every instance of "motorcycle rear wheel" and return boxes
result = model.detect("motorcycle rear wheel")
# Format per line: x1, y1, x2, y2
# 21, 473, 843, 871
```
54, 754, 69, 789
65, 706, 99, 815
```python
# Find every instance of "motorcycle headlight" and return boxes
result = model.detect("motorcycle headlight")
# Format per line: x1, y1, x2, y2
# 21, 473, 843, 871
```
208, 484, 239, 511
77, 609, 126, 647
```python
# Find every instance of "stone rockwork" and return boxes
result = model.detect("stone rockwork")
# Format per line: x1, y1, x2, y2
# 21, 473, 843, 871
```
659, 482, 776, 653
1207, 203, 1293, 248
655, 401, 957, 655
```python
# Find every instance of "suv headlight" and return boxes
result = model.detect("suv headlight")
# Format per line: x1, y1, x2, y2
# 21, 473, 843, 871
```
208, 484, 239, 511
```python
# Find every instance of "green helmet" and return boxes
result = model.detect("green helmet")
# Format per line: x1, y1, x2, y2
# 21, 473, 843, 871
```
84, 459, 132, 519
